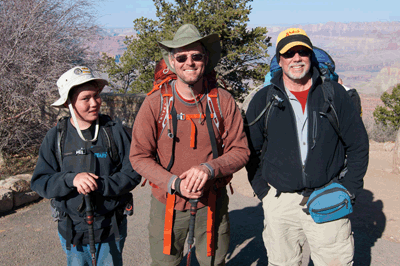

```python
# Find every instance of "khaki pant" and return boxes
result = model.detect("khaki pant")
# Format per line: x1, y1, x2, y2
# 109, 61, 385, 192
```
149, 193, 230, 266
262, 186, 354, 266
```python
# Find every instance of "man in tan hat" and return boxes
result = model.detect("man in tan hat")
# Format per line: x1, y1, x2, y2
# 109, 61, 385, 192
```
130, 24, 250, 265
245, 28, 369, 265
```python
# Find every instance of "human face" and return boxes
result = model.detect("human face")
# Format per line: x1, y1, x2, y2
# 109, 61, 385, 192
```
70, 84, 101, 126
169, 42, 208, 85
279, 46, 311, 81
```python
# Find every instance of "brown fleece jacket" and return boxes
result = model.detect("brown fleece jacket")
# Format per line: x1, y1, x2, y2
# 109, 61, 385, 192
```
129, 83, 250, 211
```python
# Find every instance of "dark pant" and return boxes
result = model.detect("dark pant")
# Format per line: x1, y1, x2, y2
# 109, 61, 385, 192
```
148, 194, 230, 266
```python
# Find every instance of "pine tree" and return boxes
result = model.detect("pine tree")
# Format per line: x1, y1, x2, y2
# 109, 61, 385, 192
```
373, 84, 400, 129
100, 0, 271, 99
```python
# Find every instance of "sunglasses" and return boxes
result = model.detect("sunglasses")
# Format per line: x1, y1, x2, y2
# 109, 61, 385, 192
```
281, 49, 311, 59
174, 53, 205, 63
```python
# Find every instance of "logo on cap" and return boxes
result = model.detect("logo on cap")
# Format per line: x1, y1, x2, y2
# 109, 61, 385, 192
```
74, 68, 83, 75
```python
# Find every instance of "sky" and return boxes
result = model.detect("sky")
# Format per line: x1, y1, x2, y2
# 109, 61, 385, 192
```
96, 0, 400, 28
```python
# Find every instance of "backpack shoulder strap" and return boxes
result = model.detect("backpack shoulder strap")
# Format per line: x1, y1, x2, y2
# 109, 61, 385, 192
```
99, 114, 120, 166
320, 80, 345, 145
259, 86, 283, 162
206, 86, 224, 136
56, 116, 69, 167
244, 85, 279, 127
156, 82, 175, 140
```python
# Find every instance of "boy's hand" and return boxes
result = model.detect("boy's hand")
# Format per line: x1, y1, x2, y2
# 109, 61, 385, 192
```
73, 172, 99, 195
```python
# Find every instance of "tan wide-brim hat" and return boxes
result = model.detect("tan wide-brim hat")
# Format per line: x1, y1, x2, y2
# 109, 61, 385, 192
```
158, 24, 221, 74
51, 66, 108, 108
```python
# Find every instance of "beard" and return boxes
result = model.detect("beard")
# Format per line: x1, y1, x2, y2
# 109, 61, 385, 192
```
284, 62, 311, 80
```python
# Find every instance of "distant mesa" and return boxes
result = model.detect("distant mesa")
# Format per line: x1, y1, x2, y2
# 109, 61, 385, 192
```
91, 22, 400, 95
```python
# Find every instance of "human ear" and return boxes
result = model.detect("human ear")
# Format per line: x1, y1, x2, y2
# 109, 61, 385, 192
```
169, 55, 175, 69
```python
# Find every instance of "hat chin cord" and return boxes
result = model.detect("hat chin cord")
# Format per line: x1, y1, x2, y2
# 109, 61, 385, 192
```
67, 100, 99, 142
175, 76, 204, 123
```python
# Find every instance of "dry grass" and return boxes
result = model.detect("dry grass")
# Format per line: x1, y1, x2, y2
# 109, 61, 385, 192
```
0, 150, 37, 180
363, 118, 397, 143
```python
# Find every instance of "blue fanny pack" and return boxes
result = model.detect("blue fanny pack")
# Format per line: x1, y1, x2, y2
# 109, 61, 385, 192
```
304, 182, 353, 223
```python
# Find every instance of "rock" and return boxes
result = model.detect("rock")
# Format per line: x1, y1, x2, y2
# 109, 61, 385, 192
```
0, 174, 37, 211
0, 178, 17, 189
0, 177, 29, 192
0, 174, 32, 193
13, 191, 40, 207
0, 189, 13, 213
11, 174, 32, 182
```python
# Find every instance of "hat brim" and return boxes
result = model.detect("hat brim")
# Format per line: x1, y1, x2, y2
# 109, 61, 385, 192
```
158, 33, 221, 74
280, 42, 313, 54
51, 78, 108, 108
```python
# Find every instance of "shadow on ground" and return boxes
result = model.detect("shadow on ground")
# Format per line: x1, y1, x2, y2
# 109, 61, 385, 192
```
227, 202, 268, 265
181, 202, 267, 266
181, 188, 386, 266
350, 188, 386, 266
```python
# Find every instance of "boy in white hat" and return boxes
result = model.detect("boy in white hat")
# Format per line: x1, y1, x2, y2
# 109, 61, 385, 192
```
31, 66, 141, 265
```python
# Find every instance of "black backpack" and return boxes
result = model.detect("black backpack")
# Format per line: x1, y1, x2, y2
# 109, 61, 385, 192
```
55, 114, 124, 168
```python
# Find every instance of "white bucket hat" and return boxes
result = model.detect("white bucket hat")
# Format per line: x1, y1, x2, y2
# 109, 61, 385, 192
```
52, 66, 108, 108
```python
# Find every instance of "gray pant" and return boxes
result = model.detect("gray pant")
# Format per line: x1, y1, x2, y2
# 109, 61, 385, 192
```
149, 193, 230, 266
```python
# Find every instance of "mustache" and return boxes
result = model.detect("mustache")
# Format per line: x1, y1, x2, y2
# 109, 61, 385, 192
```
289, 62, 306, 68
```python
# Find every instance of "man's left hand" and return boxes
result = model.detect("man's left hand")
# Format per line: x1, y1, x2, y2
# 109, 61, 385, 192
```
179, 165, 210, 193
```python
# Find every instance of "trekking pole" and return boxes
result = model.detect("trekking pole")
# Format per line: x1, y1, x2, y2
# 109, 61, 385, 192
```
86, 143, 97, 266
186, 198, 199, 266
85, 194, 96, 266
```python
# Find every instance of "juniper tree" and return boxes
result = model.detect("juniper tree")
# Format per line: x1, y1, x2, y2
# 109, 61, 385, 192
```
373, 84, 400, 129
100, 0, 271, 99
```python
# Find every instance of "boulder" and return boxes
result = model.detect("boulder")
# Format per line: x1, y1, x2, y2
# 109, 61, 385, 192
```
0, 174, 32, 193
13, 191, 40, 207
0, 189, 13, 213
0, 174, 39, 212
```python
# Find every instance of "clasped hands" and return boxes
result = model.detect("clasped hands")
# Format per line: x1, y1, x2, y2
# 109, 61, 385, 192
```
173, 165, 211, 199
73, 172, 99, 195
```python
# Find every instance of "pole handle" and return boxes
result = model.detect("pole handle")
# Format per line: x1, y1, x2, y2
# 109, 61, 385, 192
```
84, 194, 96, 257
187, 199, 199, 246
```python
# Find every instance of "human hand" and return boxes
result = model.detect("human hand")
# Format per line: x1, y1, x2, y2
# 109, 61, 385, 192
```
73, 172, 99, 195
179, 177, 203, 199
179, 165, 210, 194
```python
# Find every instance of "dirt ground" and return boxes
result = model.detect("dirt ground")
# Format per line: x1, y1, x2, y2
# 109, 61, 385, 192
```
231, 141, 400, 244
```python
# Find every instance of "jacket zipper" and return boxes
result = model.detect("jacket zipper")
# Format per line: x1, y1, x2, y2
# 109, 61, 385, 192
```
311, 111, 317, 150
272, 82, 307, 187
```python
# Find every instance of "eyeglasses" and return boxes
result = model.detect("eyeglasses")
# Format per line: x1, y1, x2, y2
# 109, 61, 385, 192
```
174, 53, 205, 63
281, 49, 311, 59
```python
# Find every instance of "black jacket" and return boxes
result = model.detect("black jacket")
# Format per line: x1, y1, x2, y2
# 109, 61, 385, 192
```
245, 67, 369, 200
31, 115, 141, 243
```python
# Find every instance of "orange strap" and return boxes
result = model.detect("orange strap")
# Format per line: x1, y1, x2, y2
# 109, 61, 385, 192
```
147, 77, 174, 96
162, 186, 233, 257
207, 189, 217, 257
163, 193, 175, 255
168, 113, 214, 148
